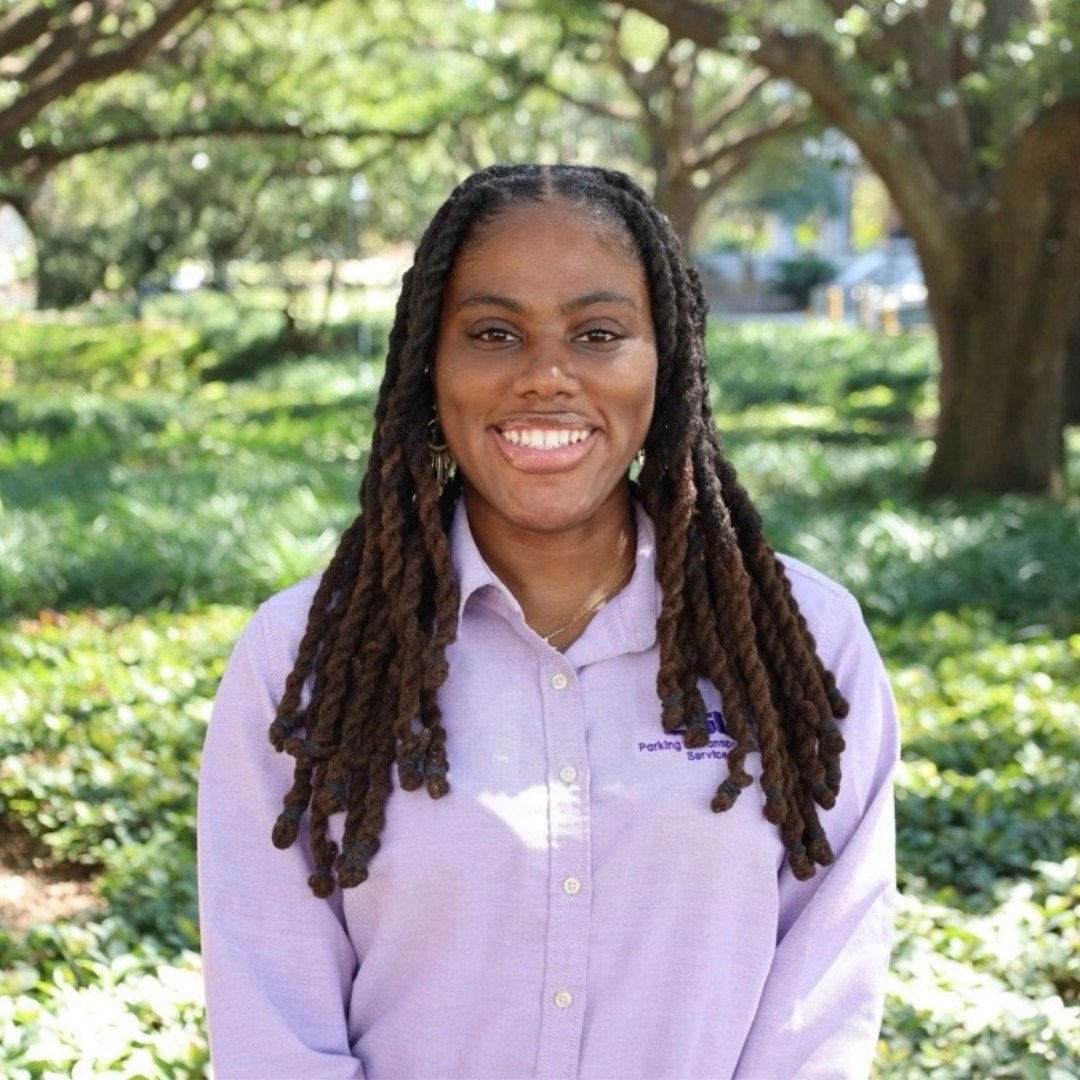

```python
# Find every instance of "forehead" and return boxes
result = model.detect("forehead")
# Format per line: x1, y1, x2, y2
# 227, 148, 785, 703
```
450, 199, 646, 289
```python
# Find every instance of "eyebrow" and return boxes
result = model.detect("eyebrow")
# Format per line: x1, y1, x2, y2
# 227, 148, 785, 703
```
562, 290, 639, 314
453, 290, 639, 314
454, 292, 526, 314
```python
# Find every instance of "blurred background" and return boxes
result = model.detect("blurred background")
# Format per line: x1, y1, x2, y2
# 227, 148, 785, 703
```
1, 1, 1078, 1076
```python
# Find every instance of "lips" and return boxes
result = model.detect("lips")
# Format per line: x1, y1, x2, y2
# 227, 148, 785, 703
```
492, 422, 598, 470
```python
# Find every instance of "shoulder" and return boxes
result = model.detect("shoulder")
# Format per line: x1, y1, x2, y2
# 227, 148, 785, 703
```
229, 573, 323, 694
776, 554, 899, 851
777, 553, 863, 656
776, 552, 853, 605
777, 553, 896, 757
255, 572, 323, 630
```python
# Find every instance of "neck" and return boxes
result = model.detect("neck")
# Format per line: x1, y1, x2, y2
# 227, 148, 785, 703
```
464, 487, 637, 647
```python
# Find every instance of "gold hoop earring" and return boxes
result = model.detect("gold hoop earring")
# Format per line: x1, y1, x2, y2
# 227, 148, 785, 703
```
427, 417, 455, 490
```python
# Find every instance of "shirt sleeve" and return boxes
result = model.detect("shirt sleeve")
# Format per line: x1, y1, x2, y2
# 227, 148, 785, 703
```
197, 603, 365, 1080
733, 586, 899, 1080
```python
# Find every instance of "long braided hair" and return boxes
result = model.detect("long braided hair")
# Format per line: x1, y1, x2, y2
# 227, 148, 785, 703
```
269, 163, 849, 897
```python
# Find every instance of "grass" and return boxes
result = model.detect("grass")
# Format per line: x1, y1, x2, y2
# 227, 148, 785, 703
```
1, 311, 1078, 1077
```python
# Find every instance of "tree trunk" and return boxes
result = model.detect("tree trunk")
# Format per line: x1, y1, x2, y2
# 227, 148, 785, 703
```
921, 143, 1080, 496
33, 230, 105, 310
922, 212, 1079, 495
1065, 305, 1080, 427
925, 301, 1067, 495
653, 171, 706, 251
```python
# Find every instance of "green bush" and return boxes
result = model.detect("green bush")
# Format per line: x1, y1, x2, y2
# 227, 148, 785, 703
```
772, 253, 838, 307
708, 322, 936, 420
0, 609, 242, 1078
0, 317, 213, 393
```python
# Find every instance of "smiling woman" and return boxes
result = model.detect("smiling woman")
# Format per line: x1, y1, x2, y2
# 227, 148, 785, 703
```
198, 164, 899, 1080
433, 200, 656, 636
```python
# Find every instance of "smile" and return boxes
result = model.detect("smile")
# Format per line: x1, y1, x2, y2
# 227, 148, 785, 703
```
491, 425, 599, 472
499, 428, 592, 449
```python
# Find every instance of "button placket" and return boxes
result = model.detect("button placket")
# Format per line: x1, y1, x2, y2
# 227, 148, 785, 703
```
537, 663, 590, 1077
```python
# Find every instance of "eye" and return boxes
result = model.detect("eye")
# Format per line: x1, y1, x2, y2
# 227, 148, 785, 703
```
575, 327, 623, 346
467, 324, 520, 347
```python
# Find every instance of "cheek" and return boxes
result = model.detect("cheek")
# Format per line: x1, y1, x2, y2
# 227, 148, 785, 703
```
630, 361, 658, 427
433, 367, 480, 458
433, 352, 464, 420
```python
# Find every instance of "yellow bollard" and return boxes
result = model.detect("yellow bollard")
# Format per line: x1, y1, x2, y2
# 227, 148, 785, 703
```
826, 285, 844, 322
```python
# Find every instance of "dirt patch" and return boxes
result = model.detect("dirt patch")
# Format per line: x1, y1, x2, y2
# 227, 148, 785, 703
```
0, 818, 103, 935
0, 866, 103, 934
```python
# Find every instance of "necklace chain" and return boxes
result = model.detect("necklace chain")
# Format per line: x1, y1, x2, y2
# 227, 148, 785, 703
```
541, 559, 635, 644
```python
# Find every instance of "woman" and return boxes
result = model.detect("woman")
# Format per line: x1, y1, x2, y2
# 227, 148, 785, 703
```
198, 164, 898, 1079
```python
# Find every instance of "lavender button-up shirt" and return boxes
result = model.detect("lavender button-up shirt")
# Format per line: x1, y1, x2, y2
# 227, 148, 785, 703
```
198, 502, 898, 1079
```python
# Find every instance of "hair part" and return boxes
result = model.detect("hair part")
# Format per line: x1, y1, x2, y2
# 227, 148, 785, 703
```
266, 163, 848, 896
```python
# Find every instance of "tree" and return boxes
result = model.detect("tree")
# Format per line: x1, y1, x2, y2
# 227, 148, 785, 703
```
614, 0, 1080, 495
0, 0, 215, 142
4, 0, 549, 305
487, 3, 810, 248
590, 13, 809, 248
4, 0, 818, 307
26, 136, 362, 307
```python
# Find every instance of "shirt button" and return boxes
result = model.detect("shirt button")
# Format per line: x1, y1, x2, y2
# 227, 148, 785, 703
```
559, 765, 577, 784
563, 876, 582, 895
554, 990, 573, 1009
550, 672, 568, 691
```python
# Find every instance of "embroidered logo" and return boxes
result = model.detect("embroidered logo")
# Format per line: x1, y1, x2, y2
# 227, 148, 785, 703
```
637, 709, 737, 762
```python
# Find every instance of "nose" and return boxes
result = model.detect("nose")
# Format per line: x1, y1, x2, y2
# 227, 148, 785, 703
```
511, 335, 579, 399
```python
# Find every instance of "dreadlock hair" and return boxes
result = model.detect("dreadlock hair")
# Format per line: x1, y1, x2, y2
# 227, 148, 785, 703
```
268, 162, 849, 897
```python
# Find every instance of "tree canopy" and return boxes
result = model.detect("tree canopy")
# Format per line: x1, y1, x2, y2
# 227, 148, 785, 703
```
2, 0, 569, 301
0, 0, 215, 142
5, 0, 813, 301
616, 0, 1080, 495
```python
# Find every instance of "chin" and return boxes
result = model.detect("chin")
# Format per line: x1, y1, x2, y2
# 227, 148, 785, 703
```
503, 490, 622, 535
504, 505, 594, 535
463, 473, 632, 536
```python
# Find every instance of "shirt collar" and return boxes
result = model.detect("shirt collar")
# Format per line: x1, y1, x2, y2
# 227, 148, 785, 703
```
449, 499, 505, 619
448, 499, 659, 658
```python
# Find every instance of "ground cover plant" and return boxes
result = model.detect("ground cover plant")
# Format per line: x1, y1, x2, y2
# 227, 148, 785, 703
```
1, 308, 1078, 1077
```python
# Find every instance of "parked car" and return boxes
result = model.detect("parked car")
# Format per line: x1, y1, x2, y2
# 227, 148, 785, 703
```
812, 240, 930, 330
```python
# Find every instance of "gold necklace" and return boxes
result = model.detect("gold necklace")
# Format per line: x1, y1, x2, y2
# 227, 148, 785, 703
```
542, 559, 636, 644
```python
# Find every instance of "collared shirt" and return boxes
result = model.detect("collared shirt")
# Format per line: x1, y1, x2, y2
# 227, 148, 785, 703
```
198, 502, 898, 1080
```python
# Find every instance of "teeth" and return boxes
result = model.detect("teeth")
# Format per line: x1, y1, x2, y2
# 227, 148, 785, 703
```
502, 428, 590, 449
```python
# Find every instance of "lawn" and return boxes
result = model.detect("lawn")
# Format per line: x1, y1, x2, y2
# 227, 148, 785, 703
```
1, 306, 1078, 1078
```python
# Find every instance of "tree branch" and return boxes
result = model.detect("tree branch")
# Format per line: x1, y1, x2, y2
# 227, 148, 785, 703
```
0, 0, 214, 141
13, 19, 83, 83
745, 25, 961, 275
697, 66, 770, 135
694, 109, 807, 173
543, 81, 638, 123
698, 151, 753, 200
999, 98, 1080, 206
0, 0, 72, 60
989, 97, 1080, 349
981, 0, 1033, 52
0, 189, 33, 220
610, 0, 729, 44
0, 107, 515, 174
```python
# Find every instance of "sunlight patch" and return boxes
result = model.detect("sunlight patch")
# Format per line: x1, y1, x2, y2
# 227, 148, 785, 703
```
477, 786, 549, 851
